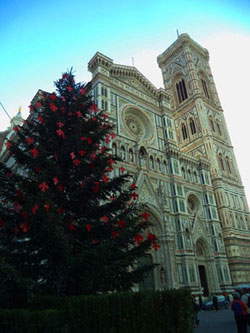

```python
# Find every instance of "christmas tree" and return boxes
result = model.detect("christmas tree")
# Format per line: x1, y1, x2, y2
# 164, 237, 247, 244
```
0, 71, 159, 296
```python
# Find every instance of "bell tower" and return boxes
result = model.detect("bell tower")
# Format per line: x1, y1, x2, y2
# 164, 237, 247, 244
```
157, 33, 250, 285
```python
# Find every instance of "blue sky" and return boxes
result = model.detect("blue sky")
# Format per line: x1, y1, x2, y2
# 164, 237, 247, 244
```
1, 0, 250, 201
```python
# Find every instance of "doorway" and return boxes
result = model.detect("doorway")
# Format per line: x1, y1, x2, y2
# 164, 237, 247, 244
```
198, 265, 209, 296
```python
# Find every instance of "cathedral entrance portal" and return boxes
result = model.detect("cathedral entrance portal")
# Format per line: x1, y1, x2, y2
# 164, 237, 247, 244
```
198, 265, 209, 296
196, 239, 210, 296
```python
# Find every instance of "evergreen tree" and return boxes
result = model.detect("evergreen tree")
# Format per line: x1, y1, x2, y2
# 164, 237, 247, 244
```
0, 71, 159, 296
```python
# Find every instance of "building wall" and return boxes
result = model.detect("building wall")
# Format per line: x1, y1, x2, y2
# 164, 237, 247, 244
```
87, 33, 248, 294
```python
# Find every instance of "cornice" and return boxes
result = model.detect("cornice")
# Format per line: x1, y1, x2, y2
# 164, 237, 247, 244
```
88, 51, 170, 101
157, 33, 209, 68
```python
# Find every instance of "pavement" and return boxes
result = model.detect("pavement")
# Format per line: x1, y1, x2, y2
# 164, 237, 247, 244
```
193, 308, 247, 333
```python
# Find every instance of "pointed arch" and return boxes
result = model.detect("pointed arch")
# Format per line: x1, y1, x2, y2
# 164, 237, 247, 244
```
189, 117, 196, 135
209, 117, 215, 132
181, 123, 188, 140
218, 153, 224, 171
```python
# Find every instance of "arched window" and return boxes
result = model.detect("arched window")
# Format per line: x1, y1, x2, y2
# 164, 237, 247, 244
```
120, 146, 126, 160
201, 79, 209, 98
139, 147, 147, 167
181, 167, 186, 179
176, 78, 188, 103
129, 149, 134, 162
194, 171, 198, 183
187, 169, 192, 182
225, 157, 231, 173
216, 122, 222, 136
149, 156, 154, 169
163, 161, 168, 174
157, 158, 161, 172
209, 118, 215, 132
189, 118, 196, 135
218, 154, 224, 171
181, 124, 188, 140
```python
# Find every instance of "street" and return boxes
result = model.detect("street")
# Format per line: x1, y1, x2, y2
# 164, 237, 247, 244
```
194, 308, 246, 333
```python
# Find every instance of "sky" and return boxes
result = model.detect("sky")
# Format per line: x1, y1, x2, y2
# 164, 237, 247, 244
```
1, 0, 250, 203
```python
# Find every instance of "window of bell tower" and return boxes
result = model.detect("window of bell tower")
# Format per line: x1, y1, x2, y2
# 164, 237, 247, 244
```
201, 79, 209, 98
176, 79, 188, 103
181, 123, 188, 140
189, 118, 196, 135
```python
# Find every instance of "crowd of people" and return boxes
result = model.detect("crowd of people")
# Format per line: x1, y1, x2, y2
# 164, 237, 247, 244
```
192, 289, 250, 332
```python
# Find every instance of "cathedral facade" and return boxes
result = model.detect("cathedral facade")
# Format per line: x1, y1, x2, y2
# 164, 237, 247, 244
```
88, 34, 250, 295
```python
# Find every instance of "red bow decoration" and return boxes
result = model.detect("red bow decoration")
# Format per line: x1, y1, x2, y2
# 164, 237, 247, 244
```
130, 192, 139, 200
134, 234, 143, 245
119, 167, 126, 173
56, 129, 65, 138
100, 216, 109, 223
102, 175, 109, 183
140, 212, 151, 220
57, 121, 64, 128
25, 137, 34, 145
5, 141, 12, 149
20, 223, 30, 233
79, 88, 86, 95
86, 224, 92, 232
92, 182, 100, 193
130, 183, 137, 190
50, 93, 57, 100
73, 159, 81, 166
38, 182, 49, 192
89, 104, 98, 113
68, 224, 77, 231
117, 220, 126, 228
32, 204, 39, 214
49, 103, 58, 112
30, 148, 39, 158
38, 115, 45, 124
147, 233, 156, 241
111, 231, 119, 239
53, 177, 59, 185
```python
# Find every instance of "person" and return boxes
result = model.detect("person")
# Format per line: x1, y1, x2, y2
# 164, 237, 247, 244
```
240, 289, 249, 306
231, 293, 248, 333
198, 295, 203, 309
192, 297, 200, 328
212, 295, 218, 311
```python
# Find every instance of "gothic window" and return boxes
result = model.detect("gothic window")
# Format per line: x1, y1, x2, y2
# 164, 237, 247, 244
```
181, 167, 186, 180
101, 86, 108, 97
163, 160, 168, 174
149, 156, 154, 169
194, 171, 198, 183
189, 118, 196, 134
101, 99, 108, 111
209, 118, 215, 132
187, 169, 192, 182
111, 93, 117, 106
225, 157, 231, 173
129, 149, 134, 162
120, 146, 126, 160
181, 123, 188, 140
196, 240, 205, 257
218, 154, 224, 171
201, 79, 209, 98
157, 158, 161, 171
176, 79, 188, 103
216, 122, 222, 136
139, 147, 147, 167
